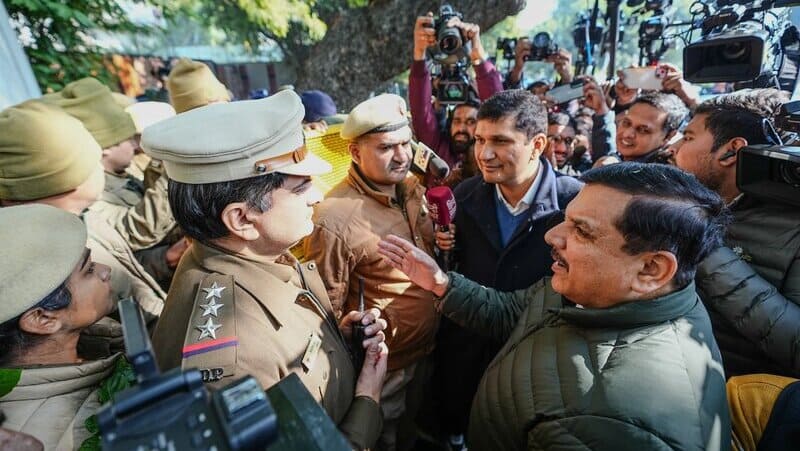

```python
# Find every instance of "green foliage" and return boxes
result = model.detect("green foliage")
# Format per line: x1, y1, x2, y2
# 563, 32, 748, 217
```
7, 0, 146, 92
79, 358, 136, 451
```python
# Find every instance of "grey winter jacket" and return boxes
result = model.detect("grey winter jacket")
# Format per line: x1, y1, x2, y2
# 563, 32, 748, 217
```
439, 274, 731, 451
696, 195, 800, 378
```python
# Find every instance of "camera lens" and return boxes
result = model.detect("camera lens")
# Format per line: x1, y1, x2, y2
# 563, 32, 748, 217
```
438, 27, 462, 54
722, 42, 749, 62
533, 32, 551, 48
778, 161, 800, 187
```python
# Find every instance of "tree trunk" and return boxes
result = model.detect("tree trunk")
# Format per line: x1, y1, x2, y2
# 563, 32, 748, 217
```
293, 0, 525, 110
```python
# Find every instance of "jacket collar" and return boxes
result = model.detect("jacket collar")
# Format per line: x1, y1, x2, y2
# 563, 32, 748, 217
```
554, 282, 699, 329
0, 353, 121, 401
461, 157, 562, 252
347, 164, 423, 210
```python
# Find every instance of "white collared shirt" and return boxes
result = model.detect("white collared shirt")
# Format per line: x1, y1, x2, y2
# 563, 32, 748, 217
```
495, 167, 543, 216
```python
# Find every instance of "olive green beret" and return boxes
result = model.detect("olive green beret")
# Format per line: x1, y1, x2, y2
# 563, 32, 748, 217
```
340, 94, 410, 140
141, 90, 331, 184
0, 204, 87, 324
0, 100, 102, 201
42, 77, 137, 148
167, 59, 231, 114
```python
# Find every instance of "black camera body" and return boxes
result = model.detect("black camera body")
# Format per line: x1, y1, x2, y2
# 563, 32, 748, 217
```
426, 4, 470, 65
496, 32, 558, 62
737, 145, 800, 207
434, 62, 474, 105
98, 299, 278, 451
683, 0, 800, 86
737, 100, 800, 207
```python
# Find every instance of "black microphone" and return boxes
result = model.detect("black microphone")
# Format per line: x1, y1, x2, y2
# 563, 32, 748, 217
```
411, 140, 450, 179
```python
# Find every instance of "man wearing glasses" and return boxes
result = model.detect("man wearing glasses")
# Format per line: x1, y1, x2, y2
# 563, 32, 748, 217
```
432, 90, 582, 445
673, 88, 800, 380
545, 112, 592, 176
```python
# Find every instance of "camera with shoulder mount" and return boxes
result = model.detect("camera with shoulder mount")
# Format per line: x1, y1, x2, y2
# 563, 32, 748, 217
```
425, 4, 475, 106
738, 100, 800, 207
683, 0, 800, 90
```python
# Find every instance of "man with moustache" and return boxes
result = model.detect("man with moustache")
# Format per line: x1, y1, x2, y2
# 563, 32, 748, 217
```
304, 94, 437, 451
378, 163, 731, 451
409, 12, 503, 186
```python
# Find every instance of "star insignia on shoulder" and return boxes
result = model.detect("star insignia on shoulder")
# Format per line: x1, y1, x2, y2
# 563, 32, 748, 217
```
196, 318, 222, 340
200, 298, 224, 317
202, 282, 226, 300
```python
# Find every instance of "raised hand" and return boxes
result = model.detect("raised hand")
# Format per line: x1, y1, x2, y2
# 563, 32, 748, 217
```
377, 234, 449, 297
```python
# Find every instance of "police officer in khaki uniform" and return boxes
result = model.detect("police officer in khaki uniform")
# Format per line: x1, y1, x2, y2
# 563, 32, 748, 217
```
142, 90, 388, 450
42, 78, 179, 257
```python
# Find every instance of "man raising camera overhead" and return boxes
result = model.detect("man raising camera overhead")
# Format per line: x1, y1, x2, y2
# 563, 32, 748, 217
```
409, 10, 503, 188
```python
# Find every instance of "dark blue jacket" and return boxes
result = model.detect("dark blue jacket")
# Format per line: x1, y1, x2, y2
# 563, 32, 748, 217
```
451, 158, 582, 290
434, 158, 582, 434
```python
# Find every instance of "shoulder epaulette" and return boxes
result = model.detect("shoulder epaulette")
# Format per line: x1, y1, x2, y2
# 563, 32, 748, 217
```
180, 273, 237, 383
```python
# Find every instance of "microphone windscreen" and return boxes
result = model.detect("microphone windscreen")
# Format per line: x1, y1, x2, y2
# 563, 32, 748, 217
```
425, 186, 456, 226
429, 156, 450, 179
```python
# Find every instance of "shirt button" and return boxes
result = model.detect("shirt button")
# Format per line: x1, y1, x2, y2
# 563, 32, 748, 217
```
323, 370, 328, 380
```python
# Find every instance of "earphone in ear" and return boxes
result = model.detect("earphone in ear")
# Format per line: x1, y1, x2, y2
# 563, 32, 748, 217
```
718, 150, 736, 161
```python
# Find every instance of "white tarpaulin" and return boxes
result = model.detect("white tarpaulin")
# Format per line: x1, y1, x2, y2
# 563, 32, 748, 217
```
1, 0, 40, 110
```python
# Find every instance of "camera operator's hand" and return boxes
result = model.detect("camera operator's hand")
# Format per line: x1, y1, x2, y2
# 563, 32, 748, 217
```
581, 76, 610, 116
414, 13, 436, 61
446, 17, 487, 62
355, 341, 389, 403
659, 63, 699, 109
507, 38, 531, 87
547, 49, 574, 83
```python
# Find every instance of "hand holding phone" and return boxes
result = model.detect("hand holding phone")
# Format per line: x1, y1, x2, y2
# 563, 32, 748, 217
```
545, 80, 586, 105
621, 66, 667, 91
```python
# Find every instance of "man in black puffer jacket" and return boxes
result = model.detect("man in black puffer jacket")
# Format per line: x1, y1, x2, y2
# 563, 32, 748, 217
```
674, 88, 800, 378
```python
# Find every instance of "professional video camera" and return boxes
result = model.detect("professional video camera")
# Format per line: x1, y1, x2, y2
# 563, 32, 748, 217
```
97, 299, 351, 450
683, 0, 800, 89
738, 100, 800, 207
624, 0, 676, 65
496, 32, 559, 62
425, 4, 476, 106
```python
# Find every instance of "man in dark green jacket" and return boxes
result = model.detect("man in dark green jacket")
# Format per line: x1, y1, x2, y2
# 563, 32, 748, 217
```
379, 163, 731, 450
674, 88, 800, 378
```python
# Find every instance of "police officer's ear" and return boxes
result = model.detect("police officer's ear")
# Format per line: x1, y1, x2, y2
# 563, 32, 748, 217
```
349, 139, 362, 165
18, 307, 63, 336
220, 202, 260, 241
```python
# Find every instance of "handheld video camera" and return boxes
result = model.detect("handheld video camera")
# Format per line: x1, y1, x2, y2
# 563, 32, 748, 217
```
738, 100, 800, 207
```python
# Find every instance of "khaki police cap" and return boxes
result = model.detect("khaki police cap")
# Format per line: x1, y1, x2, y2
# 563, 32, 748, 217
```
0, 204, 87, 323
125, 101, 176, 134
340, 94, 410, 140
141, 90, 331, 184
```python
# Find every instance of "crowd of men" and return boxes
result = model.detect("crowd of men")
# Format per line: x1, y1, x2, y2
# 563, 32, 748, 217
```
0, 12, 799, 451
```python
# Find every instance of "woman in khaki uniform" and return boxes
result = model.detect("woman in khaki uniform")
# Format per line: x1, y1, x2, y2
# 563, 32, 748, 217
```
0, 205, 129, 450
142, 90, 389, 450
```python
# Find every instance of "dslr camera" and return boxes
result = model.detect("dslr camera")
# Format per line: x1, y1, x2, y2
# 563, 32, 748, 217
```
738, 100, 800, 207
496, 32, 558, 62
426, 4, 470, 65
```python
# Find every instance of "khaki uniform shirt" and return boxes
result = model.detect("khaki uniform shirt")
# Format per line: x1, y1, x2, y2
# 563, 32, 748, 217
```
304, 165, 438, 372
83, 209, 166, 322
88, 165, 176, 252
151, 242, 381, 449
